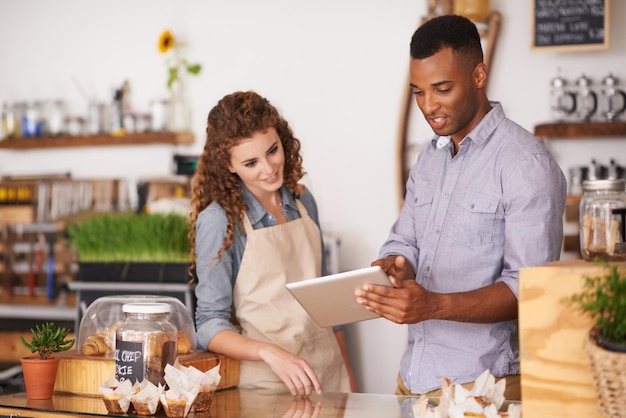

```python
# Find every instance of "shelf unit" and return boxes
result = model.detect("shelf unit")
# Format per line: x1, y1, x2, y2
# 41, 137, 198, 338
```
535, 122, 626, 260
0, 131, 194, 149
534, 121, 626, 139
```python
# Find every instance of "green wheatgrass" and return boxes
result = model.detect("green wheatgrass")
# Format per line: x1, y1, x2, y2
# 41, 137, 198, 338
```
67, 213, 190, 262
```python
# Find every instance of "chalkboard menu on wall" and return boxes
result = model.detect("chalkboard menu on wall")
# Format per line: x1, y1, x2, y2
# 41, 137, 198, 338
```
532, 0, 609, 51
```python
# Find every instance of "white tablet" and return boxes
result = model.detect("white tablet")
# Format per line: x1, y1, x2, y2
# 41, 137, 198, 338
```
285, 266, 392, 328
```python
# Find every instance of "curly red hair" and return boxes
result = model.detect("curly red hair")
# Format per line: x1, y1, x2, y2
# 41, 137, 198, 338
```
188, 91, 306, 279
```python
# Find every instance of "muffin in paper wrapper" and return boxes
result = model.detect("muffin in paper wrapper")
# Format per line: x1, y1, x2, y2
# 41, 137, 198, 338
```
412, 369, 522, 418
164, 362, 222, 412
130, 380, 163, 416
159, 385, 199, 418
99, 378, 133, 414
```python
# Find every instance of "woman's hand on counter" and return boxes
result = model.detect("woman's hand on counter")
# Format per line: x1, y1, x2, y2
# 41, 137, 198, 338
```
259, 343, 322, 397
208, 329, 322, 397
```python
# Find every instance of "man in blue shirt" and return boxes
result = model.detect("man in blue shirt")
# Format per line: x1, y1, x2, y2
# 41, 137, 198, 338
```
355, 15, 566, 400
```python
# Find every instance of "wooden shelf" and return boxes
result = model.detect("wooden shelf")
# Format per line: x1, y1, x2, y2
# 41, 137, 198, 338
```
0, 131, 194, 149
534, 121, 626, 139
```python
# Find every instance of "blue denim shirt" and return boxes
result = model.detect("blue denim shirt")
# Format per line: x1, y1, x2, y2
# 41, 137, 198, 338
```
194, 184, 328, 350
379, 102, 567, 393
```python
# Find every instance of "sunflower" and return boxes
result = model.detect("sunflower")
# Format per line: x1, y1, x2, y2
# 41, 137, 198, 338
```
157, 29, 202, 89
158, 30, 175, 54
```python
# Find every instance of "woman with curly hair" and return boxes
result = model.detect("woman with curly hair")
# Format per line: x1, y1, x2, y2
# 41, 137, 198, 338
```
189, 91, 352, 396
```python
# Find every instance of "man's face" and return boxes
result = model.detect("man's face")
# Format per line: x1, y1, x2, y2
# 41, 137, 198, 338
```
409, 47, 484, 143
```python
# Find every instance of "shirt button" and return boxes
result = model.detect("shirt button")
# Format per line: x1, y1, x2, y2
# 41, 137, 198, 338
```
426, 266, 430, 272
443, 192, 449, 198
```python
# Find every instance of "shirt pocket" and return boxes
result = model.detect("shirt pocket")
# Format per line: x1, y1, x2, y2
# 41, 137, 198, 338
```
411, 188, 434, 241
447, 192, 499, 247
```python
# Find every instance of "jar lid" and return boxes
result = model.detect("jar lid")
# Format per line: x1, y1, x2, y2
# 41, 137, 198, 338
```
582, 179, 626, 191
122, 302, 171, 314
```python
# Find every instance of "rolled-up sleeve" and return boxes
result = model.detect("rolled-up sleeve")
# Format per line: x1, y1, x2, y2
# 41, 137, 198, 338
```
194, 205, 238, 350
499, 152, 566, 298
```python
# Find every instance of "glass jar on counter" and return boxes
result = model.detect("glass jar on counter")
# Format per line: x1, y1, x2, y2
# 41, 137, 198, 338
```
580, 179, 626, 261
115, 302, 178, 386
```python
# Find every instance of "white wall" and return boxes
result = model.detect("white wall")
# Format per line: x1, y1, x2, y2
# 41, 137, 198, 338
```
1, 0, 625, 394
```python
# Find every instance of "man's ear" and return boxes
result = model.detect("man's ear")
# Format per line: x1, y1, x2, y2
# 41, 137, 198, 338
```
473, 62, 488, 89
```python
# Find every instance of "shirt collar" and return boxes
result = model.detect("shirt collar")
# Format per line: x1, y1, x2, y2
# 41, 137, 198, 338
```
430, 101, 505, 150
241, 182, 296, 224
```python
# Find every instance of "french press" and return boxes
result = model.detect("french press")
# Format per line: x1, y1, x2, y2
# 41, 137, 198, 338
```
575, 74, 598, 121
550, 75, 576, 121
600, 73, 626, 122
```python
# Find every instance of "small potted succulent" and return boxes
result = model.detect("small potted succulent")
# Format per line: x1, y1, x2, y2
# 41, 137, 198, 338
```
19, 322, 75, 399
563, 261, 626, 417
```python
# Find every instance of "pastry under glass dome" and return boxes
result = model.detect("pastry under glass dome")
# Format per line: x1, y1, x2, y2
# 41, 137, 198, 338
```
77, 295, 196, 358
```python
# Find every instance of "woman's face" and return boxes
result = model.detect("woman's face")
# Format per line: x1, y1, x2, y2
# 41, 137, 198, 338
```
228, 127, 285, 198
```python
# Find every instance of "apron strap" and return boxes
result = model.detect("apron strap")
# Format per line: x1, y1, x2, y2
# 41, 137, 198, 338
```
294, 198, 308, 217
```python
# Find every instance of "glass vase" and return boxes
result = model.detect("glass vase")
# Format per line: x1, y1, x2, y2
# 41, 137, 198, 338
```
167, 79, 191, 132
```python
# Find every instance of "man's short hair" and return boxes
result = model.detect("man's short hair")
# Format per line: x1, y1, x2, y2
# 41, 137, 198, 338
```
410, 14, 483, 65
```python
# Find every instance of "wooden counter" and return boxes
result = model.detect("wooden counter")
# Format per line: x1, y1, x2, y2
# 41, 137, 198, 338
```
519, 259, 624, 418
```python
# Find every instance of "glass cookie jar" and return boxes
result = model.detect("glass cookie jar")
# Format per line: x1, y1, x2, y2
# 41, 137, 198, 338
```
115, 302, 178, 386
579, 179, 626, 261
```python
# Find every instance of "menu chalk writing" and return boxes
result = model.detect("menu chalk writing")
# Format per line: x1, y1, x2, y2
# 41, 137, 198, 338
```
533, 0, 608, 50
115, 340, 144, 383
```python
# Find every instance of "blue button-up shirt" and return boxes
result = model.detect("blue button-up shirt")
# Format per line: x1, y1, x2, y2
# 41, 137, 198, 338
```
379, 102, 567, 393
194, 184, 327, 351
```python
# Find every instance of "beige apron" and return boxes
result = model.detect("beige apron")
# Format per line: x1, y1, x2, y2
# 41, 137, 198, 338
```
233, 199, 350, 392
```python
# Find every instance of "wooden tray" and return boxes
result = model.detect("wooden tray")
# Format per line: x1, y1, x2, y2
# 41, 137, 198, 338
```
54, 349, 239, 397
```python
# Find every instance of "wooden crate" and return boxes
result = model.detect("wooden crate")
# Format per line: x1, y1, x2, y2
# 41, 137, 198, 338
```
54, 349, 239, 396
518, 259, 625, 417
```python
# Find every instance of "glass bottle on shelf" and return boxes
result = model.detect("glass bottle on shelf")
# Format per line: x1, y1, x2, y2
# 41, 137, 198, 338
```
1, 102, 19, 139
22, 101, 43, 137
43, 100, 66, 136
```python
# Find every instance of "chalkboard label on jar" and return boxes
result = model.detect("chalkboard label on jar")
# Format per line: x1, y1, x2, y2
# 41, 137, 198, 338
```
115, 340, 144, 384
532, 0, 609, 51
